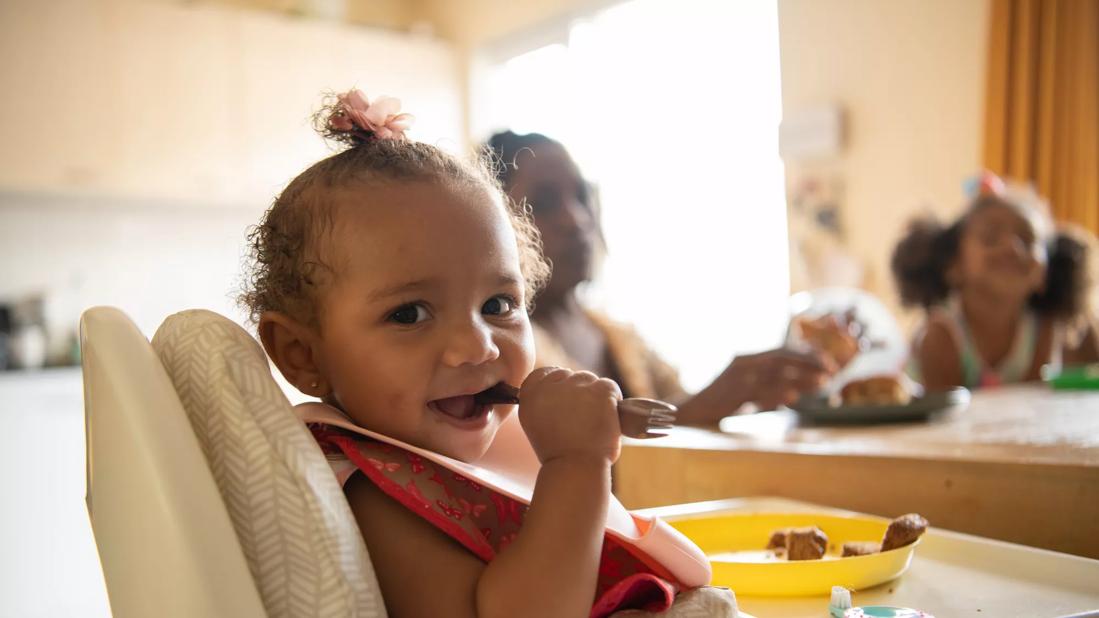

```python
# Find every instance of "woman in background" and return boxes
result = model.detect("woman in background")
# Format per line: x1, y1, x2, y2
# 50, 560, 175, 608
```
488, 131, 837, 424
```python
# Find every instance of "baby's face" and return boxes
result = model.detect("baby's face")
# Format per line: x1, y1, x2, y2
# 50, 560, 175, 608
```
313, 181, 535, 462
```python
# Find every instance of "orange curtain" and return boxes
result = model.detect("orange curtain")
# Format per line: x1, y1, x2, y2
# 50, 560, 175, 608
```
984, 0, 1099, 235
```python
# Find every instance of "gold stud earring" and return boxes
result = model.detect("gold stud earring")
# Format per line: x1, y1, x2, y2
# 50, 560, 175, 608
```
310, 380, 319, 389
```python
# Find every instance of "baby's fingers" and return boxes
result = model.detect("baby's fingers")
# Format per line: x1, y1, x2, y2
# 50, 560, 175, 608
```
565, 369, 601, 386
594, 376, 624, 400
522, 366, 571, 389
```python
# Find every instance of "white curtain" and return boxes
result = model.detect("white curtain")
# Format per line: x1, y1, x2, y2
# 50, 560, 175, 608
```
473, 0, 789, 390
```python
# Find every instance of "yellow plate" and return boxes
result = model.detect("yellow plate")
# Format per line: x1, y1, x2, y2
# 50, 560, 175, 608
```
664, 511, 920, 597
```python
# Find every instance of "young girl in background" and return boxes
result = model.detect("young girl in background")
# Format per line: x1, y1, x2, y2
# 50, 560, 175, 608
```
239, 90, 716, 617
892, 173, 1099, 390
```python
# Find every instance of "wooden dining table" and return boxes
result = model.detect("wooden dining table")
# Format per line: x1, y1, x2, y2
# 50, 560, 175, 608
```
615, 384, 1099, 559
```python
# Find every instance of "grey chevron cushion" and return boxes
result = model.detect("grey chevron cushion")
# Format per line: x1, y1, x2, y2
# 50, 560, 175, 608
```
151, 309, 385, 618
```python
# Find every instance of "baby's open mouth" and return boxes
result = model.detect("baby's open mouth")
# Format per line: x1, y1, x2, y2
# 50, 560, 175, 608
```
428, 383, 518, 422
473, 382, 520, 405
429, 394, 489, 420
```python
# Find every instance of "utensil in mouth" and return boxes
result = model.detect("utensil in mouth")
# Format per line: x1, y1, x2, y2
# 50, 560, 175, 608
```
473, 382, 677, 439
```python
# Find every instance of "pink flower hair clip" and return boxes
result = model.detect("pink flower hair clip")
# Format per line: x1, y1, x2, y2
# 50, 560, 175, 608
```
328, 89, 414, 141
976, 170, 1006, 197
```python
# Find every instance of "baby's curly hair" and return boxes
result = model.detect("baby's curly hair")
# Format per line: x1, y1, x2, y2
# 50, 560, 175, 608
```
891, 191, 1098, 327
239, 92, 551, 327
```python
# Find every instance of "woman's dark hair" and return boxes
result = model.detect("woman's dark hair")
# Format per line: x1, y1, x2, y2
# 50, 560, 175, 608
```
484, 130, 606, 255
485, 131, 560, 189
891, 194, 1097, 323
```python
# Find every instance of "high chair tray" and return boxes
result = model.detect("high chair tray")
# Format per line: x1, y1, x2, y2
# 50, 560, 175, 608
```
663, 511, 918, 597
640, 498, 1099, 617
790, 388, 969, 425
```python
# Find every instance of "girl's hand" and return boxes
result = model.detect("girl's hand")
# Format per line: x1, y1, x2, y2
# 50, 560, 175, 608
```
518, 367, 623, 465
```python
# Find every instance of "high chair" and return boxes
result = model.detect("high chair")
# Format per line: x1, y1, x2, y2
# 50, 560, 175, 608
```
80, 306, 385, 618
80, 306, 266, 616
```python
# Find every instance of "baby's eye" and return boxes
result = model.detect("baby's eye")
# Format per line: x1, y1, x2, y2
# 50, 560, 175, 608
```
482, 295, 519, 316
389, 303, 430, 325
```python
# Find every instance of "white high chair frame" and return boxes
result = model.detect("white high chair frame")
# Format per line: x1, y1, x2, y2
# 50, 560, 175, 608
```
80, 306, 266, 617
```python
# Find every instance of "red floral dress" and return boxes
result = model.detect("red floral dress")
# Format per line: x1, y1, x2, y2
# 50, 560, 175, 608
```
309, 423, 679, 617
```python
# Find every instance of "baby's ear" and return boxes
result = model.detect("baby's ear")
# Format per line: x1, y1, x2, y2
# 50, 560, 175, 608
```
258, 311, 326, 397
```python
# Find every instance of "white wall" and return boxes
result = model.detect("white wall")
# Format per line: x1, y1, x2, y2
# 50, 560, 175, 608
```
778, 0, 990, 326
0, 192, 260, 340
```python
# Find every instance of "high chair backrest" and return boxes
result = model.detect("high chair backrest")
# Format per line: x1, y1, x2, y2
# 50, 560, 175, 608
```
150, 309, 385, 618
80, 306, 266, 618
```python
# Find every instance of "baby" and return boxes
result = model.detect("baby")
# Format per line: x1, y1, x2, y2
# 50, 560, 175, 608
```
239, 90, 715, 617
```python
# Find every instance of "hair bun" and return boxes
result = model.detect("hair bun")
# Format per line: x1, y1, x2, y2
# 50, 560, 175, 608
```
314, 89, 414, 148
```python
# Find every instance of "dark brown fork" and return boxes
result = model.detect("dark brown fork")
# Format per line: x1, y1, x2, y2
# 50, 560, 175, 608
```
473, 383, 676, 439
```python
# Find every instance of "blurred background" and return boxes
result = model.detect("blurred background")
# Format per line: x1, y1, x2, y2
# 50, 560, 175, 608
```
0, 0, 1096, 615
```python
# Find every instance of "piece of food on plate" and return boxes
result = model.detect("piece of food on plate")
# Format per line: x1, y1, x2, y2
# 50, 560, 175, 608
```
840, 374, 912, 406
881, 513, 929, 551
785, 526, 829, 560
841, 541, 882, 557
766, 529, 788, 551
795, 314, 861, 368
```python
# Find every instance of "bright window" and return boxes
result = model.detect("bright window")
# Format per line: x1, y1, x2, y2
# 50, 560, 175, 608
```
473, 0, 789, 390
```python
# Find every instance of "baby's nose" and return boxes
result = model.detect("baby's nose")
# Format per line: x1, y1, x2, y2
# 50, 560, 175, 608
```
441, 319, 501, 367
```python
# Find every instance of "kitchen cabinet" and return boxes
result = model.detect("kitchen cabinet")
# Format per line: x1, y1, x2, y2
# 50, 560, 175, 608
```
0, 0, 461, 206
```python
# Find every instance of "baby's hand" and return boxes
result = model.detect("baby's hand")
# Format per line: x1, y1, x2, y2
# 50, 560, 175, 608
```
518, 367, 623, 466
